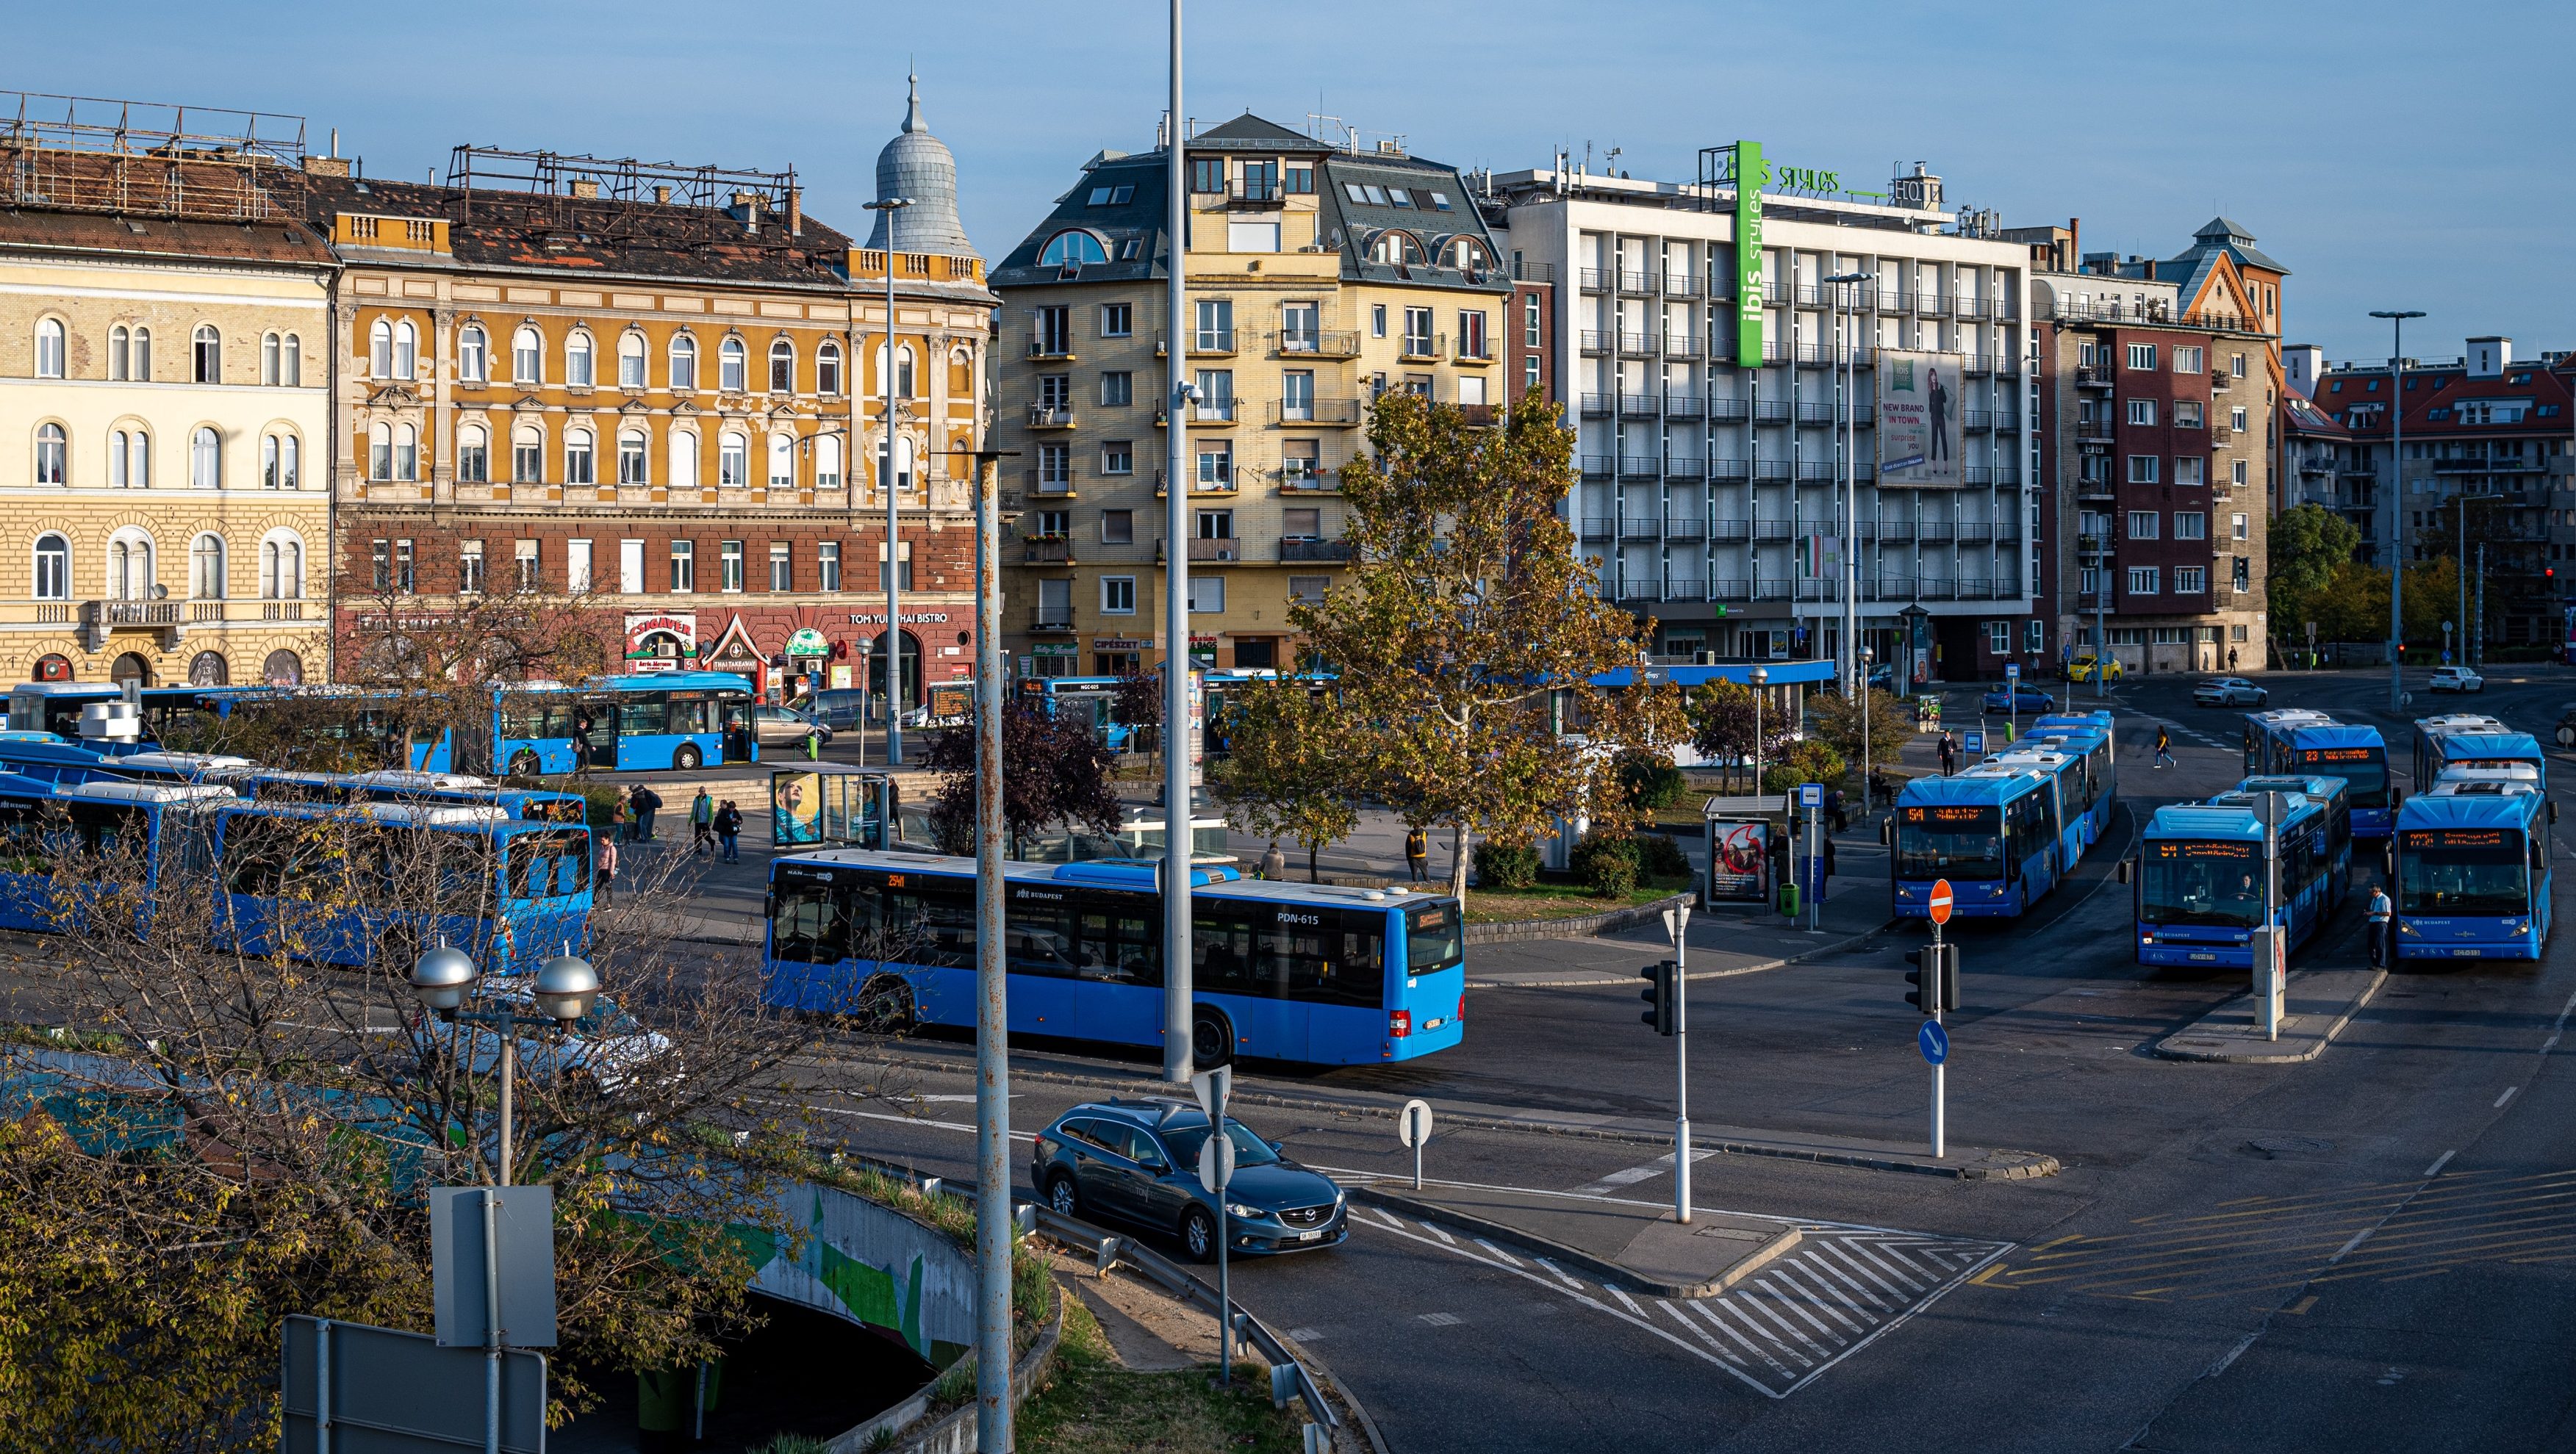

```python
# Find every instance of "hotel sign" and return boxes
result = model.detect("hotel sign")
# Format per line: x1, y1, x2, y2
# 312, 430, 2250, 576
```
1734, 140, 1765, 367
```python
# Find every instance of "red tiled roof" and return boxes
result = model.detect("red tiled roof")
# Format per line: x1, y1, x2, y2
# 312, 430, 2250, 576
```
2315, 360, 2575, 439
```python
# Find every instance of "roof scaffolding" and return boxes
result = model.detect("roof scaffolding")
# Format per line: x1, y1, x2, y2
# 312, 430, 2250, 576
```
0, 90, 306, 220
442, 145, 802, 247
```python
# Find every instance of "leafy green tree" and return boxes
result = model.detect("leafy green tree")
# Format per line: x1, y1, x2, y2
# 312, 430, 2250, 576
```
1260, 389, 1685, 901
1804, 689, 1909, 789
1687, 678, 1794, 791
1210, 677, 1358, 882
922, 701, 1122, 857
2268, 503, 2360, 608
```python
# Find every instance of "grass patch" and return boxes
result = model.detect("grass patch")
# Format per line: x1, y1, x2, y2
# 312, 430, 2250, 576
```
1017, 1298, 1305, 1454
1463, 874, 1692, 925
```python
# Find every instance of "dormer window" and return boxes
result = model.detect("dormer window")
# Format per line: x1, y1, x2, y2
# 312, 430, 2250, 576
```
1038, 230, 1109, 267
1086, 184, 1135, 206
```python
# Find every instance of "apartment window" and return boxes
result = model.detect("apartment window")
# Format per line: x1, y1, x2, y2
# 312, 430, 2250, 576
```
2127, 511, 2160, 539
818, 542, 842, 591
35, 318, 66, 378
1525, 354, 1541, 392
1458, 310, 1488, 359
193, 325, 221, 383
458, 539, 485, 594
188, 426, 223, 489
1285, 165, 1313, 194
2078, 341, 2098, 368
282, 333, 299, 386
2078, 566, 2100, 595
514, 539, 539, 591
2027, 619, 2045, 653
1282, 370, 1315, 421
1289, 575, 1329, 605
721, 540, 745, 593
1101, 509, 1134, 544
2175, 566, 2206, 593
2176, 400, 2204, 428
2231, 353, 2247, 378
615, 429, 647, 485
2231, 458, 2249, 488
2232, 513, 2250, 540
768, 339, 794, 393
2175, 511, 2207, 540
1100, 439, 1133, 475
2231, 625, 2250, 643
261, 332, 281, 384
814, 433, 842, 489
1402, 307, 1435, 354
619, 332, 647, 389
395, 539, 415, 594
1987, 621, 2010, 654
2127, 398, 2157, 426
1037, 374, 1072, 411
1282, 507, 1321, 539
1034, 510, 1071, 538
369, 319, 392, 378
457, 425, 488, 483
370, 539, 390, 591
565, 427, 595, 486
2127, 455, 2159, 483
769, 541, 792, 591
2173, 345, 2204, 374
670, 335, 698, 389
1100, 371, 1133, 406
1524, 294, 1543, 346
1102, 576, 1137, 614
1099, 303, 1133, 337
1371, 304, 1388, 338
614, 539, 640, 594
1280, 303, 1319, 352
512, 427, 542, 483
1191, 159, 1224, 193
512, 327, 542, 383
2125, 343, 2156, 371
2126, 566, 2159, 594
189, 534, 228, 600
720, 432, 749, 487
1196, 440, 1233, 487
1194, 369, 1233, 420
1037, 442, 1072, 488
1034, 306, 1070, 356
1195, 299, 1233, 351
2230, 406, 2248, 432
817, 341, 842, 395
1282, 439, 1320, 484
670, 540, 696, 592
768, 432, 794, 489
459, 325, 488, 383
719, 337, 747, 392
369, 422, 392, 481
2178, 456, 2208, 487
565, 331, 595, 387
1228, 221, 1281, 253
1198, 508, 1235, 539
1188, 575, 1226, 613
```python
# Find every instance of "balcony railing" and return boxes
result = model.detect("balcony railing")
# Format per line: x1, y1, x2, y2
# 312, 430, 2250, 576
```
1579, 267, 1611, 292
1277, 466, 1338, 492
1511, 260, 1556, 283
2075, 365, 2114, 388
1663, 392, 1704, 420
1662, 513, 1706, 540
1579, 455, 1616, 478
1664, 332, 1698, 359
1615, 331, 1655, 356
1029, 608, 1076, 632
1753, 459, 1791, 483
1025, 468, 1077, 497
1754, 400, 1791, 424
1709, 458, 1751, 482
1274, 329, 1362, 359
1027, 403, 1077, 428
1191, 400, 1238, 424
1026, 334, 1074, 361
1664, 455, 1706, 478
1618, 392, 1661, 417
1227, 179, 1285, 207
1618, 456, 1662, 479
1188, 536, 1242, 562
1579, 515, 1615, 539
1795, 402, 1837, 426
1022, 536, 1074, 564
1707, 519, 1751, 543
1619, 516, 1662, 540
1579, 329, 1614, 356
1707, 397, 1750, 424
2075, 422, 2117, 445
1274, 398, 1363, 425
1454, 336, 1495, 362
1617, 270, 1656, 295
1399, 334, 1445, 362
1278, 538, 1352, 564
1190, 329, 1237, 356
1663, 274, 1700, 298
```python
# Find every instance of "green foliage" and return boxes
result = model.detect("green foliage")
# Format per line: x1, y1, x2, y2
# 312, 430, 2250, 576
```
1472, 838, 1542, 890
1804, 691, 1909, 777
1210, 678, 1359, 882
923, 702, 1122, 855
2269, 503, 2361, 602
1619, 752, 1687, 810
1688, 678, 1795, 769
1761, 738, 1847, 796
1569, 834, 1640, 899
1636, 831, 1691, 881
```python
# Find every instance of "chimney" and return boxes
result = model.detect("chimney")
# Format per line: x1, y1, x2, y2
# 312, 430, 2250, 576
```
568, 178, 600, 199
787, 186, 802, 237
733, 191, 762, 233
2468, 336, 2511, 378
303, 154, 351, 179
653, 184, 671, 205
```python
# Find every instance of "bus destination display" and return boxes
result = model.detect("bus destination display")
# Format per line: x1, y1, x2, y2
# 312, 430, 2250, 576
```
2151, 840, 2254, 860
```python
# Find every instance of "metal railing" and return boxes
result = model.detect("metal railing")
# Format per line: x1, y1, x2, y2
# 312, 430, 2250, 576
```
1029, 607, 1075, 630
1618, 392, 1661, 417
1399, 333, 1444, 361
1663, 274, 1700, 298
1025, 334, 1074, 359
1618, 455, 1662, 478
1664, 455, 1707, 478
1708, 458, 1751, 481
1707, 397, 1751, 423
1273, 398, 1363, 425
1025, 467, 1077, 496
1190, 328, 1238, 355
1273, 329, 1361, 358
1579, 456, 1616, 478
1277, 538, 1351, 563
1617, 270, 1655, 294
1226, 179, 1284, 206
1277, 466, 1337, 492
1578, 515, 1615, 539
1619, 516, 1662, 539
1027, 403, 1076, 428
1578, 267, 1610, 292
1663, 392, 1704, 420
1579, 392, 1615, 417
1512, 260, 1556, 283
1707, 519, 1751, 543
1662, 513, 1706, 539
1022, 537, 1074, 564
1754, 400, 1790, 423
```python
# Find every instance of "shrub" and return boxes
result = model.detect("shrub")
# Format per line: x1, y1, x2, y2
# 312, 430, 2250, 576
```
1569, 834, 1640, 899
1474, 838, 1542, 890
1760, 738, 1848, 796
1636, 831, 1691, 882
1618, 753, 1688, 811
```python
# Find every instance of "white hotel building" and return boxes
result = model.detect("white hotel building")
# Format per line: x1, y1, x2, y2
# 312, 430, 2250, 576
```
1488, 152, 2039, 680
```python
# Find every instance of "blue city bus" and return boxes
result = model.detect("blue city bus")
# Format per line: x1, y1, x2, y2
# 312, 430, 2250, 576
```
492, 672, 756, 775
210, 800, 592, 976
2134, 793, 2336, 969
2233, 774, 2353, 912
2419, 730, 2547, 793
2410, 714, 2508, 790
2393, 782, 2555, 960
0, 777, 237, 936
1983, 745, 2097, 865
2021, 724, 2118, 843
761, 850, 1467, 1068
2033, 711, 2118, 765
202, 766, 591, 824
1892, 769, 2065, 920
2241, 709, 2335, 775
1018, 675, 1146, 754
2268, 724, 2395, 841
3, 683, 254, 743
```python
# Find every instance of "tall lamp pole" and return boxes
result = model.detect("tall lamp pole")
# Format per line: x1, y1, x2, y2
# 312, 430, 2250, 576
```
866, 197, 916, 763
1161, 0, 1196, 1086
1826, 271, 1872, 696
2371, 309, 2424, 711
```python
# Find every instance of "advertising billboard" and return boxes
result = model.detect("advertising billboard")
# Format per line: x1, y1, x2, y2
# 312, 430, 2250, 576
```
1878, 350, 1965, 486
1705, 818, 1772, 904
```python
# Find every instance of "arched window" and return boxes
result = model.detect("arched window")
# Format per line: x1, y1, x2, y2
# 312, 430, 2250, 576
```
191, 426, 221, 487
719, 337, 747, 392
35, 318, 65, 378
456, 423, 487, 483
897, 345, 917, 397
34, 422, 66, 486
282, 332, 300, 386
669, 429, 700, 489
817, 340, 843, 395
814, 432, 843, 489
262, 649, 304, 685
131, 326, 152, 380
367, 317, 388, 378
188, 651, 229, 687
768, 431, 794, 488
1371, 231, 1422, 266
190, 533, 228, 600
110, 325, 132, 380
193, 324, 221, 383
512, 326, 542, 384
458, 325, 487, 384
564, 427, 595, 486
512, 425, 542, 483
617, 428, 648, 485
768, 339, 795, 393
619, 331, 647, 389
261, 331, 281, 385
394, 423, 417, 481
369, 422, 392, 480
262, 431, 298, 489
107, 530, 155, 602
260, 530, 306, 600
110, 428, 148, 488
110, 652, 154, 687
881, 433, 918, 492
1038, 230, 1108, 267
32, 533, 69, 601
670, 334, 698, 390
949, 345, 975, 395
718, 431, 748, 487
393, 320, 417, 380
1445, 237, 1486, 271
564, 331, 594, 387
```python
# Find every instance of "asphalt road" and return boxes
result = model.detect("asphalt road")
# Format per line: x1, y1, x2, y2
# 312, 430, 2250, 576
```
773, 667, 2576, 1451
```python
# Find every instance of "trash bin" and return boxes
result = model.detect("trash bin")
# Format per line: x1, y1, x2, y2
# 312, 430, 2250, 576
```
1778, 882, 1801, 918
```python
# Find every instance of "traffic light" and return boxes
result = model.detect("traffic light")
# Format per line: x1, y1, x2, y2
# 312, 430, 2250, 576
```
1905, 943, 1960, 1015
1638, 959, 1676, 1035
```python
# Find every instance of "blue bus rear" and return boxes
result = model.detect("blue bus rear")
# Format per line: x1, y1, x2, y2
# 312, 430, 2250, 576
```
1018, 676, 1143, 754
2033, 711, 2116, 762
2429, 732, 2547, 793
1892, 771, 2063, 919
0, 779, 235, 936
493, 672, 757, 775
2134, 795, 2335, 968
2279, 725, 2392, 841
761, 852, 1464, 1066
2393, 787, 2552, 961
2022, 726, 2117, 846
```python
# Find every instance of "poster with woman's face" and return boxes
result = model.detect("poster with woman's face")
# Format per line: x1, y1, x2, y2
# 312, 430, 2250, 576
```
771, 771, 821, 845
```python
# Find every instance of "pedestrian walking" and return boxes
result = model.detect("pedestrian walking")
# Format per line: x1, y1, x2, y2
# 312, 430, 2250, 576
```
691, 788, 715, 854
2153, 725, 2176, 769
2228, 647, 2240, 672
631, 784, 663, 841
1937, 731, 1958, 777
1826, 786, 1848, 835
1404, 825, 1429, 885
611, 788, 634, 843
714, 799, 744, 863
595, 836, 617, 908
1260, 841, 1287, 881
2367, 883, 2393, 968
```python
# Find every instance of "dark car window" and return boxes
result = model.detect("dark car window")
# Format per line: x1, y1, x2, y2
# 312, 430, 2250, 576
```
1061, 1117, 1116, 1154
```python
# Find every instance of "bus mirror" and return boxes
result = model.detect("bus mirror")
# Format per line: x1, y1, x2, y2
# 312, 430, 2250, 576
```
1879, 818, 1894, 847
2392, 787, 2405, 807
2117, 859, 2133, 885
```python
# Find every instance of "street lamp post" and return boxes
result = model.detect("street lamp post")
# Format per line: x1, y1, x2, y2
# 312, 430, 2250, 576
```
865, 197, 916, 764
1749, 664, 1769, 798
2455, 494, 2505, 666
2371, 309, 2425, 710
1859, 647, 1875, 818
1161, 0, 1196, 1087
1826, 271, 1873, 697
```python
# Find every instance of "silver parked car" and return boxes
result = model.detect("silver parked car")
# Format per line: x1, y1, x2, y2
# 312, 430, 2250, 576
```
2192, 677, 2268, 708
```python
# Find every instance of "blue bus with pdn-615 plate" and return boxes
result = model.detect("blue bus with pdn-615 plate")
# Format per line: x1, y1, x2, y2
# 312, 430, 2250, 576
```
761, 850, 1466, 1067
2393, 782, 2555, 961
1892, 769, 2067, 920
2132, 791, 2340, 969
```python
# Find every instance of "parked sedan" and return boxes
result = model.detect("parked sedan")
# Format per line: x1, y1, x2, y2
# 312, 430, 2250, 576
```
2428, 666, 2486, 694
2193, 677, 2270, 708
1981, 685, 2053, 715
753, 704, 833, 746
2066, 654, 2124, 683
1033, 1099, 1348, 1262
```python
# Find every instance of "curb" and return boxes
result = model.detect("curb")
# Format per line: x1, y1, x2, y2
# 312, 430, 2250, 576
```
2153, 966, 2388, 1065
1465, 893, 1693, 946
1344, 1182, 1802, 1300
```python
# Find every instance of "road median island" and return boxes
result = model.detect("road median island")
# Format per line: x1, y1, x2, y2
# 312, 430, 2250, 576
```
1346, 1179, 1802, 1300
2152, 964, 2387, 1065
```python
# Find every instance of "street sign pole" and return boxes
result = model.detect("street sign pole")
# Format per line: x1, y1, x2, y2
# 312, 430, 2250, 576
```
1193, 1067, 1235, 1382
1397, 1098, 1433, 1190
1664, 904, 1692, 1225
1927, 879, 1953, 1159
2257, 791, 2287, 1040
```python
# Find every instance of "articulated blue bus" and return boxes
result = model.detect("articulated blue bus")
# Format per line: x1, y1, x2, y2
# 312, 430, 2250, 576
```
2233, 774, 2353, 908
2393, 782, 2555, 961
204, 767, 592, 824
0, 778, 237, 935
2241, 710, 2336, 775
1892, 769, 2066, 920
4, 683, 256, 743
2134, 792, 2338, 969
1982, 745, 2099, 867
2033, 711, 2118, 763
2265, 724, 2394, 841
1018, 675, 1148, 754
2410, 714, 2509, 789
493, 672, 757, 775
761, 851, 1467, 1068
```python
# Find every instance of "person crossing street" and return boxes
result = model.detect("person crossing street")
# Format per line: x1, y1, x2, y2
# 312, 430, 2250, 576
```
2153, 725, 2176, 769
2367, 882, 2393, 968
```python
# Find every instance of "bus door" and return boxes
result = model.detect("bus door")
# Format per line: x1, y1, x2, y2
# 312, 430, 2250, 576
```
1190, 899, 1304, 1060
720, 697, 755, 763
575, 698, 617, 769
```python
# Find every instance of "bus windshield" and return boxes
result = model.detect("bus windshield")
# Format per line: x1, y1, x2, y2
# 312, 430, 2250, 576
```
1895, 805, 2003, 881
1405, 901, 1463, 976
2142, 841, 2264, 927
2400, 830, 2530, 916
2297, 748, 2388, 809
505, 829, 593, 900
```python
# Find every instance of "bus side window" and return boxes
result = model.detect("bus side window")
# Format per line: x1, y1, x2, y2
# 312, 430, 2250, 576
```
618, 692, 670, 739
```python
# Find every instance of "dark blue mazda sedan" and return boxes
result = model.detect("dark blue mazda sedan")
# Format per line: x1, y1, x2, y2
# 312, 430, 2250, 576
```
1033, 1098, 1347, 1262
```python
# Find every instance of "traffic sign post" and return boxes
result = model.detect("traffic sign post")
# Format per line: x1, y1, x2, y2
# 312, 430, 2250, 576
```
1927, 879, 1952, 1159
1664, 904, 1693, 1224
2005, 662, 2022, 741
1798, 783, 1823, 932
1962, 729, 1985, 757
1396, 1098, 1434, 1191
2253, 792, 2290, 1041
1191, 1067, 1236, 1382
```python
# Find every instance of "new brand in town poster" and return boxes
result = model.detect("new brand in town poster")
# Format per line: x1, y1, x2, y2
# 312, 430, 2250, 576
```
1877, 350, 1964, 486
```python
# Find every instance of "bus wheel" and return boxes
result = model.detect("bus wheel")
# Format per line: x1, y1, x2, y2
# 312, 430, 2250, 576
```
1191, 1009, 1234, 1068
672, 744, 703, 771
855, 976, 915, 1034
508, 749, 541, 780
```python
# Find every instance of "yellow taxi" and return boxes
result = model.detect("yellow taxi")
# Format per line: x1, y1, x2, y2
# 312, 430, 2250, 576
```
2066, 653, 2124, 683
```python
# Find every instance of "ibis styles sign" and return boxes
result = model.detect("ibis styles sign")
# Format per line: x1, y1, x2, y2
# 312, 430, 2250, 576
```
1734, 141, 1765, 367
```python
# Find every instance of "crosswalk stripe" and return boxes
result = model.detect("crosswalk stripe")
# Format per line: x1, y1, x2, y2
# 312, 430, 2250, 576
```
1775, 1262, 1870, 1335
1689, 1298, 1795, 1377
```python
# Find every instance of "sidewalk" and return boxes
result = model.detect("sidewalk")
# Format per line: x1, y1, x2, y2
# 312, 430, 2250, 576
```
2153, 965, 2387, 1065
1346, 1179, 1801, 1300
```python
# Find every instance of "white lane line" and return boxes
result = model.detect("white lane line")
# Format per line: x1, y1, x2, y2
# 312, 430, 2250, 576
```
2206, 1328, 2261, 1378
1419, 1221, 1455, 1246
2424, 1149, 2457, 1178
1606, 1285, 1644, 1317
1568, 1148, 1715, 1197
1472, 1237, 1522, 1267
1533, 1256, 1586, 1290
1654, 1298, 1736, 1360
2328, 1225, 2376, 1265
799, 1102, 1039, 1143
2496, 1086, 2519, 1109
1364, 1208, 1405, 1232
1418, 1311, 1463, 1327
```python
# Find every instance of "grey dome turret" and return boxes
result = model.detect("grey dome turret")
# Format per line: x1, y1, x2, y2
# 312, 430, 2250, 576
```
868, 73, 975, 256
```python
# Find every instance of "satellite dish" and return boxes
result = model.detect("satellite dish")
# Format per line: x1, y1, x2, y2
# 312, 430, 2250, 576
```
1327, 227, 1344, 248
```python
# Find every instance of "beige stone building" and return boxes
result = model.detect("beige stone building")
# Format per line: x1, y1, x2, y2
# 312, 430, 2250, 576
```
0, 94, 335, 688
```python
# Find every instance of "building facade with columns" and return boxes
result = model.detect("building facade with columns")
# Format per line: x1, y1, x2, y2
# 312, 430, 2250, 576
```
304, 80, 993, 702
0, 94, 336, 689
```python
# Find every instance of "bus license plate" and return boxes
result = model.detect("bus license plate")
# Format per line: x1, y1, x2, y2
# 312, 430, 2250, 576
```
2188, 952, 2217, 962
1424, 1018, 1445, 1032
1296, 1229, 1324, 1241
2454, 949, 2483, 957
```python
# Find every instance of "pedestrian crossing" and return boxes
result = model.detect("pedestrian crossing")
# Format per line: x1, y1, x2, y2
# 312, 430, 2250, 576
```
1353, 1206, 2008, 1399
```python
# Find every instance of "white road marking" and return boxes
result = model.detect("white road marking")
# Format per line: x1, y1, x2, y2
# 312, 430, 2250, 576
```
1473, 1237, 1523, 1267
1533, 1256, 1585, 1290
2495, 1086, 2519, 1109
1568, 1148, 1715, 1197
1606, 1285, 1644, 1316
1419, 1221, 1455, 1246
1287, 1327, 1324, 1342
2423, 1149, 2456, 1178
1418, 1311, 1463, 1327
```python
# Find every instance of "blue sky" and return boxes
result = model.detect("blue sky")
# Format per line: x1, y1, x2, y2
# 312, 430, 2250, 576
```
14, 1, 2562, 361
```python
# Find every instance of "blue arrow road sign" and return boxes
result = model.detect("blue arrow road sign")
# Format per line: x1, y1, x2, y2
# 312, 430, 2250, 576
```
1918, 1020, 1949, 1065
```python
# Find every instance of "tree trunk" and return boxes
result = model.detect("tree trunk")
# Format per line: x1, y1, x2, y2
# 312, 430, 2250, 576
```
1449, 822, 1469, 902
1308, 843, 1321, 882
